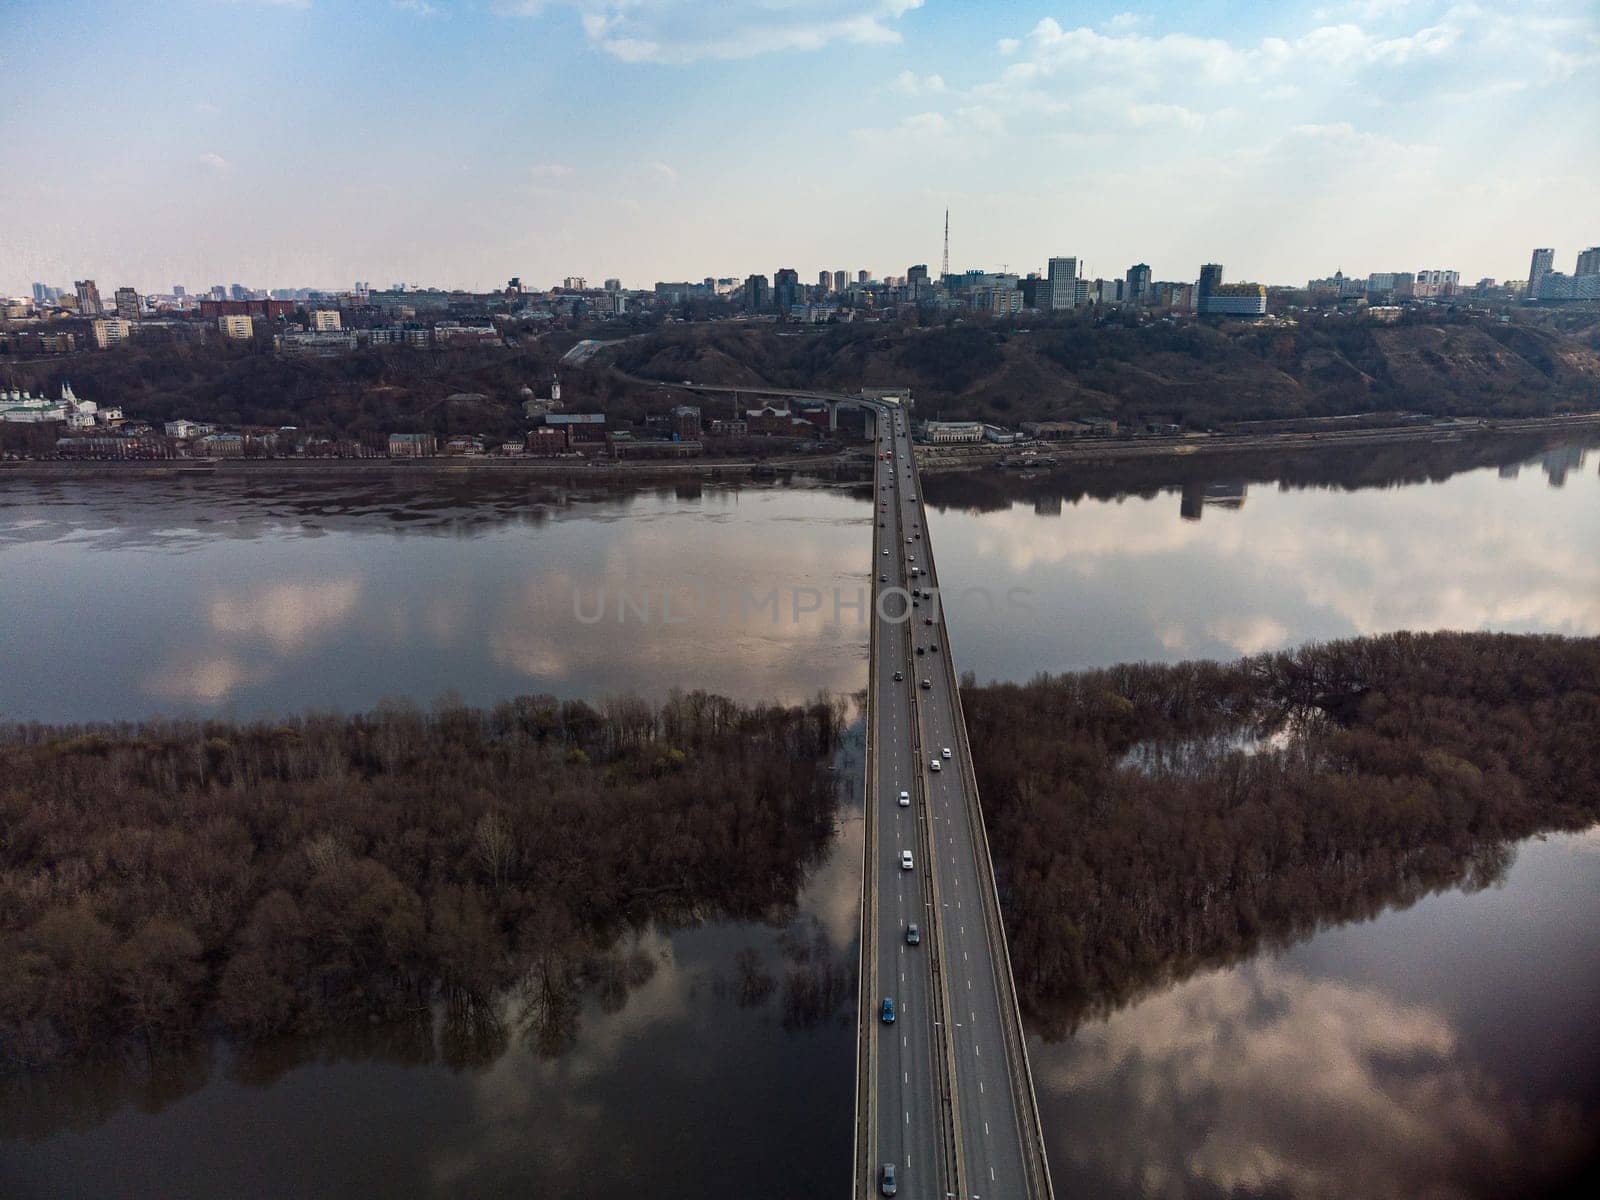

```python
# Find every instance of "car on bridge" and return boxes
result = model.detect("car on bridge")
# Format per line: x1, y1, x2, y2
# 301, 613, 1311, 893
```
941, 747, 952, 759
898, 790, 910, 806
919, 678, 931, 690
905, 923, 920, 945
880, 1163, 897, 1196
929, 759, 941, 773
892, 670, 903, 681
881, 998, 896, 1024
900, 850, 914, 870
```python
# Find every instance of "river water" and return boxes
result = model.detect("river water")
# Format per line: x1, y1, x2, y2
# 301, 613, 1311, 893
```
1, 433, 1596, 1197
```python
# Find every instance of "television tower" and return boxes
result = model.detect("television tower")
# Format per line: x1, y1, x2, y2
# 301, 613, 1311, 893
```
941, 208, 949, 278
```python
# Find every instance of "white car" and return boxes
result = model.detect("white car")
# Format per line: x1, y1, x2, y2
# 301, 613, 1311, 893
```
929, 759, 941, 773
898, 790, 910, 807
900, 850, 914, 870
941, 747, 951, 760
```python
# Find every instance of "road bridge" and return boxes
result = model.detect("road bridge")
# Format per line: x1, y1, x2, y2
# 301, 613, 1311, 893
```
852, 400, 1054, 1200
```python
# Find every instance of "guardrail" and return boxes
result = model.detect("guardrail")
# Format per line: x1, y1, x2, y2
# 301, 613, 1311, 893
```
912, 461, 1057, 1200
852, 453, 882, 1197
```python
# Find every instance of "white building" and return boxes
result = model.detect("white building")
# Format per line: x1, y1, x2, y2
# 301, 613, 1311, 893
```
218, 315, 254, 339
92, 318, 133, 348
309, 309, 342, 332
922, 420, 984, 444
0, 383, 112, 426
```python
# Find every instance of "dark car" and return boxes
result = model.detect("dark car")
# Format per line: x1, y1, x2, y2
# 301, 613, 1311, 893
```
924, 617, 934, 626
920, 679, 931, 690
881, 997, 895, 1024
892, 670, 903, 681
881, 1163, 898, 1196
916, 646, 925, 655
930, 643, 939, 653
905, 923, 920, 945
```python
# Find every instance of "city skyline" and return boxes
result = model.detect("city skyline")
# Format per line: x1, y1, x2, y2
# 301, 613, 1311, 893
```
3, 0, 1597, 294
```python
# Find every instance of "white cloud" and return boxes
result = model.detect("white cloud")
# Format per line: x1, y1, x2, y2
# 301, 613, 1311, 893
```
996, 36, 1019, 56
890, 69, 945, 97
198, 151, 230, 172
392, 0, 440, 15
497, 0, 924, 64
650, 160, 678, 181
529, 161, 575, 177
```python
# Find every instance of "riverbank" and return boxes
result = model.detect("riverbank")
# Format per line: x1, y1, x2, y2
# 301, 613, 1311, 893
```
914, 411, 1600, 474
0, 449, 867, 483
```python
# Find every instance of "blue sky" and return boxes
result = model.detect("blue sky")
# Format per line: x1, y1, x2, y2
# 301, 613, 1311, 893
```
2, 0, 1596, 293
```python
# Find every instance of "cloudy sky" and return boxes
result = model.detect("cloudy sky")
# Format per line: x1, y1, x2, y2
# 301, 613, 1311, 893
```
2, 0, 1595, 293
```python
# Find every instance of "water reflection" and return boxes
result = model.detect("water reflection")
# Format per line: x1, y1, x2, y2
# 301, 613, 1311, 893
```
1030, 827, 1600, 1200
0, 477, 874, 722
922, 434, 1600, 677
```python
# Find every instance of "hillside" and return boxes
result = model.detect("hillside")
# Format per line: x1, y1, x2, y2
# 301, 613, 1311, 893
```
613, 312, 1600, 428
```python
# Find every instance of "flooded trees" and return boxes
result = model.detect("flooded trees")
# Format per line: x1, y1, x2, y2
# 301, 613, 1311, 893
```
0, 690, 843, 1069
964, 632, 1600, 1035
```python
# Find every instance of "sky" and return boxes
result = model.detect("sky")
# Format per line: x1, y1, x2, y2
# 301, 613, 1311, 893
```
1, 0, 1596, 294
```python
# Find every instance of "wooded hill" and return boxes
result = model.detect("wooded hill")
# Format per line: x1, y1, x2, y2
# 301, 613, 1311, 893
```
615, 310, 1600, 429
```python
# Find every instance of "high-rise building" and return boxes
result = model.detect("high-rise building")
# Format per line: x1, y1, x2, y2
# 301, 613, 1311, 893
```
229, 284, 248, 301
218, 315, 255, 339
604, 278, 622, 292
562, 276, 587, 291
1047, 257, 1078, 310
114, 287, 141, 320
818, 270, 832, 293
1126, 263, 1152, 302
1526, 248, 1554, 297
31, 283, 47, 304
834, 270, 847, 293
907, 264, 929, 283
173, 285, 186, 298
1197, 263, 1224, 302
745, 273, 770, 312
774, 267, 800, 313
1576, 247, 1600, 278
310, 310, 342, 332
74, 280, 103, 315
858, 269, 870, 285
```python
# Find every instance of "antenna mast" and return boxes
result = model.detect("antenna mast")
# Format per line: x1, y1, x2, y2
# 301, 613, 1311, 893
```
941, 209, 949, 278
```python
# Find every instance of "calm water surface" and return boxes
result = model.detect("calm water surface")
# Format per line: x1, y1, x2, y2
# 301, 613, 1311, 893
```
1, 436, 1596, 1197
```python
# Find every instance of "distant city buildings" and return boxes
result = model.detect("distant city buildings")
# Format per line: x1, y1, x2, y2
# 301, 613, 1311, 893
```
217, 315, 255, 339
1526, 248, 1555, 297
310, 309, 342, 331
1047, 257, 1078, 310
773, 268, 800, 313
1126, 263, 1151, 302
113, 287, 141, 319
74, 280, 102, 315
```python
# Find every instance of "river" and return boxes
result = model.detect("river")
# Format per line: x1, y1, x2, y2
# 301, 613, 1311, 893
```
1, 432, 1596, 1197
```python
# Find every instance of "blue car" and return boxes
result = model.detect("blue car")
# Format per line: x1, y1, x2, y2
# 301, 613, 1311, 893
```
881, 997, 896, 1024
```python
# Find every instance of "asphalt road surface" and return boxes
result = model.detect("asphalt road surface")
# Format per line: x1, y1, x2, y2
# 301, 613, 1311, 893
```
862, 408, 1050, 1199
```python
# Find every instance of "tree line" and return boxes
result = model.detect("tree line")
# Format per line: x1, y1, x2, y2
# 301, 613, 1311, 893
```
0, 690, 847, 1070
961, 631, 1600, 1037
